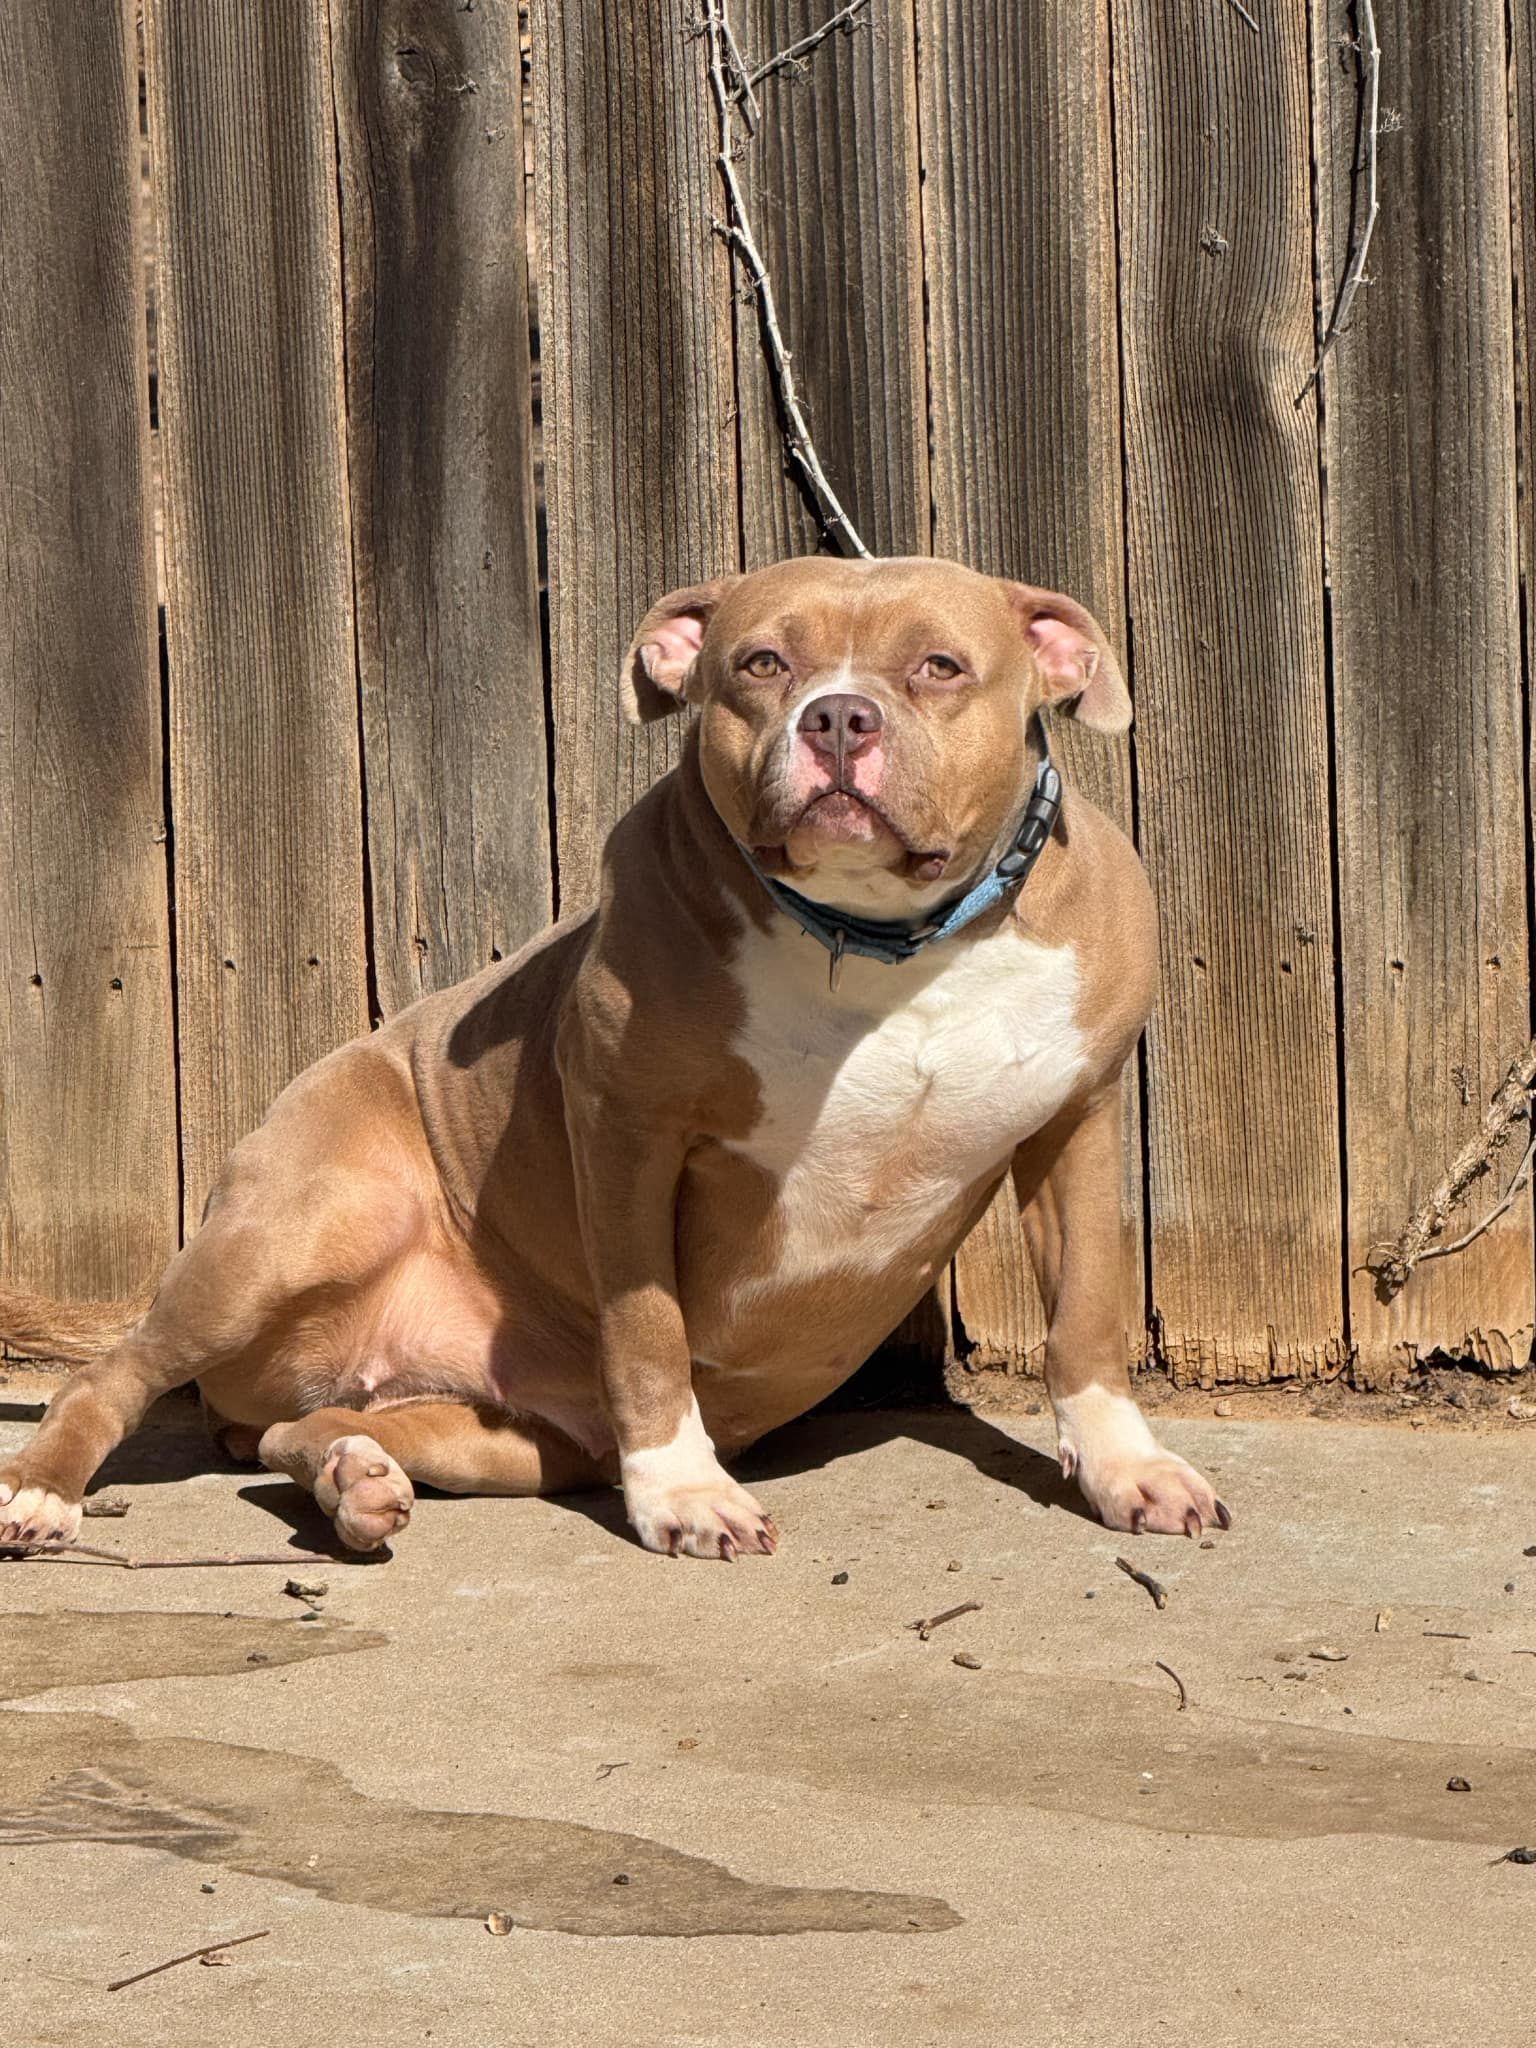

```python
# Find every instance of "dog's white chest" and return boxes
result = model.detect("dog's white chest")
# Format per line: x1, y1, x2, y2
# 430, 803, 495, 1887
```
723, 918, 1087, 1287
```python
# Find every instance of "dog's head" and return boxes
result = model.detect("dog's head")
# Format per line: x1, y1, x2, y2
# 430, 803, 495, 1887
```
619, 556, 1128, 915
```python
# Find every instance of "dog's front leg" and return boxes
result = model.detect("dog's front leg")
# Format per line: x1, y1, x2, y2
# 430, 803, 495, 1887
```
1015, 1087, 1230, 1538
567, 1106, 776, 1561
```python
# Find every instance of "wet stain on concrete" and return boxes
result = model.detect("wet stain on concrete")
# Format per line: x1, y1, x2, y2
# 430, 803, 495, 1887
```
0, 1614, 958, 1936
726, 1670, 1536, 1849
0, 1609, 386, 1697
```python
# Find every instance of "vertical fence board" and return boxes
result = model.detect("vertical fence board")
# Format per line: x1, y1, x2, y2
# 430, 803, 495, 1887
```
1114, 0, 1343, 1384
533, 0, 738, 913
0, 1, 176, 1299
146, 0, 367, 1225
734, 0, 927, 560
332, 0, 551, 1015
920, 0, 1142, 1379
1325, 0, 1530, 1382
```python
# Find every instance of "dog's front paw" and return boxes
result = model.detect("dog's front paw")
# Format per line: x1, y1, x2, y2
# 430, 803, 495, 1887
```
626, 1471, 778, 1560
620, 1398, 777, 1560
1074, 1447, 1229, 1537
1055, 1387, 1231, 1538
0, 1469, 82, 1548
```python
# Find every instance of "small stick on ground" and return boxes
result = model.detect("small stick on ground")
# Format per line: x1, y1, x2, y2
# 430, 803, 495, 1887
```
1154, 1658, 1188, 1710
0, 1540, 336, 1570
1423, 1630, 1471, 1640
1115, 1557, 1169, 1610
1222, 0, 1260, 32
908, 1600, 982, 1642
81, 1492, 131, 1518
595, 1760, 631, 1780
108, 1928, 270, 1992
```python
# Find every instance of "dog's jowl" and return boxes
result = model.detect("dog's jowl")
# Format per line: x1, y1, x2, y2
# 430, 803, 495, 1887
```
0, 556, 1227, 1556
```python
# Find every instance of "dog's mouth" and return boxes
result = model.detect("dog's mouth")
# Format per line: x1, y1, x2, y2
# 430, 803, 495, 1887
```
753, 786, 953, 886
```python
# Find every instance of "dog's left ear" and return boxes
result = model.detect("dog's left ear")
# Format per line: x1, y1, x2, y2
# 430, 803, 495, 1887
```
619, 576, 742, 724
998, 580, 1131, 733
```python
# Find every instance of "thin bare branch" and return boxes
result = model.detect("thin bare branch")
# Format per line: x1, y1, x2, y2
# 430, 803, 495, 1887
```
0, 1538, 339, 1569
1297, 0, 1380, 404
1222, 0, 1260, 32
702, 0, 871, 558
109, 1930, 270, 1993
718, 10, 760, 131
1367, 1040, 1536, 1296
1413, 1125, 1536, 1269
745, 0, 871, 88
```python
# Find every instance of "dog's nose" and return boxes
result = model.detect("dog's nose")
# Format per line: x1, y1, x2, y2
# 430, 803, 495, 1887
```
797, 692, 884, 764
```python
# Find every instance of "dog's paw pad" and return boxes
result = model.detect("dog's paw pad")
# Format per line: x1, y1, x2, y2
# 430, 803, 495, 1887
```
316, 1435, 414, 1552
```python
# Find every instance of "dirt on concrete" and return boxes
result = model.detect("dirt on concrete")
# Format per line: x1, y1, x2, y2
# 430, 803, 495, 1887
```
2, 1372, 1535, 2046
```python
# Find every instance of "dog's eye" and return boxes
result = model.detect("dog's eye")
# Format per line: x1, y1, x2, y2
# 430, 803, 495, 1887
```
916, 653, 964, 682
741, 648, 787, 679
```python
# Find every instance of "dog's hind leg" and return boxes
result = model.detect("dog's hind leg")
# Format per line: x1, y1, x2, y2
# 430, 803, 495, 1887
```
258, 1402, 605, 1552
0, 1158, 424, 1548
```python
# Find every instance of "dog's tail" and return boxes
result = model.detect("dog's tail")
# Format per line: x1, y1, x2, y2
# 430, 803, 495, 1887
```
0, 1288, 151, 1364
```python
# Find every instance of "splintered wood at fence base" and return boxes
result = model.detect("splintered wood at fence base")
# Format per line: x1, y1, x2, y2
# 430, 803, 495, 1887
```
0, 1, 177, 1301
1156, 1327, 1351, 1393
733, 0, 927, 562
1319, 0, 1531, 1385
533, 0, 738, 916
145, 0, 368, 1225
1115, 0, 1343, 1377
919, 0, 1142, 1374
331, 0, 552, 1014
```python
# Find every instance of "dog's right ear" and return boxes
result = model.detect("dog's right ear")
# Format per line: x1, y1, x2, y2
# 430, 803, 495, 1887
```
619, 577, 741, 724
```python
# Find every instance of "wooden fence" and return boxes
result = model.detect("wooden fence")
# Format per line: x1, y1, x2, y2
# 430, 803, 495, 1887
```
1, 0, 1532, 1389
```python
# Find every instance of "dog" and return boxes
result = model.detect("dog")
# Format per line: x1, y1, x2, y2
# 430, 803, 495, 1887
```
0, 555, 1225, 1557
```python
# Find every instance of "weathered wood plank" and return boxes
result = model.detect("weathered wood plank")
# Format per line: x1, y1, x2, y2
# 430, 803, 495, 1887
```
1328, 0, 1529, 1381
331, 0, 551, 1015
733, 0, 927, 561
1115, 0, 1343, 1384
145, 0, 367, 1224
0, 1, 177, 1299
919, 0, 1143, 1380
532, 0, 738, 913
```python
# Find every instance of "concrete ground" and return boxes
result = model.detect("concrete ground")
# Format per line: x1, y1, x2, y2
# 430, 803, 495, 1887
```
2, 1378, 1535, 2047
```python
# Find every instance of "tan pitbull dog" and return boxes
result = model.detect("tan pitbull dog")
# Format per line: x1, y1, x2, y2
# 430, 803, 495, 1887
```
0, 556, 1226, 1557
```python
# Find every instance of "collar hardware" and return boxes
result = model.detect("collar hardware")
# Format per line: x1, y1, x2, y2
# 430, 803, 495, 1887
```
735, 724, 1062, 982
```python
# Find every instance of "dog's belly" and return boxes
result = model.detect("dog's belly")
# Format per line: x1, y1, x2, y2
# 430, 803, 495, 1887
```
680, 918, 1087, 1397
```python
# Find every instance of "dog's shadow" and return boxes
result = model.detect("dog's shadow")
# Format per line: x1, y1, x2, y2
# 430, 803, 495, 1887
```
25, 1384, 1091, 1555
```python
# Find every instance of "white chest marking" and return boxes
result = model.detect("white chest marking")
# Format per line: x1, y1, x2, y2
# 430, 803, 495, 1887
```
724, 917, 1087, 1291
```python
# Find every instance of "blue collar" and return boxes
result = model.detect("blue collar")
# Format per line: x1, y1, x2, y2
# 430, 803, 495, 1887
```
734, 730, 1062, 990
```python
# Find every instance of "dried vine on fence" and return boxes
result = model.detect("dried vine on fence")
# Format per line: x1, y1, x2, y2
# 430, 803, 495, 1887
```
1366, 1041, 1536, 1298
1298, 0, 1381, 404
700, 0, 872, 557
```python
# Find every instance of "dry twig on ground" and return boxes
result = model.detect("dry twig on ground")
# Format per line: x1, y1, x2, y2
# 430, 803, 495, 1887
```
1154, 1658, 1188, 1709
1115, 1556, 1169, 1610
908, 1599, 982, 1642
0, 1538, 337, 1570
701, 0, 871, 557
108, 1929, 270, 1993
